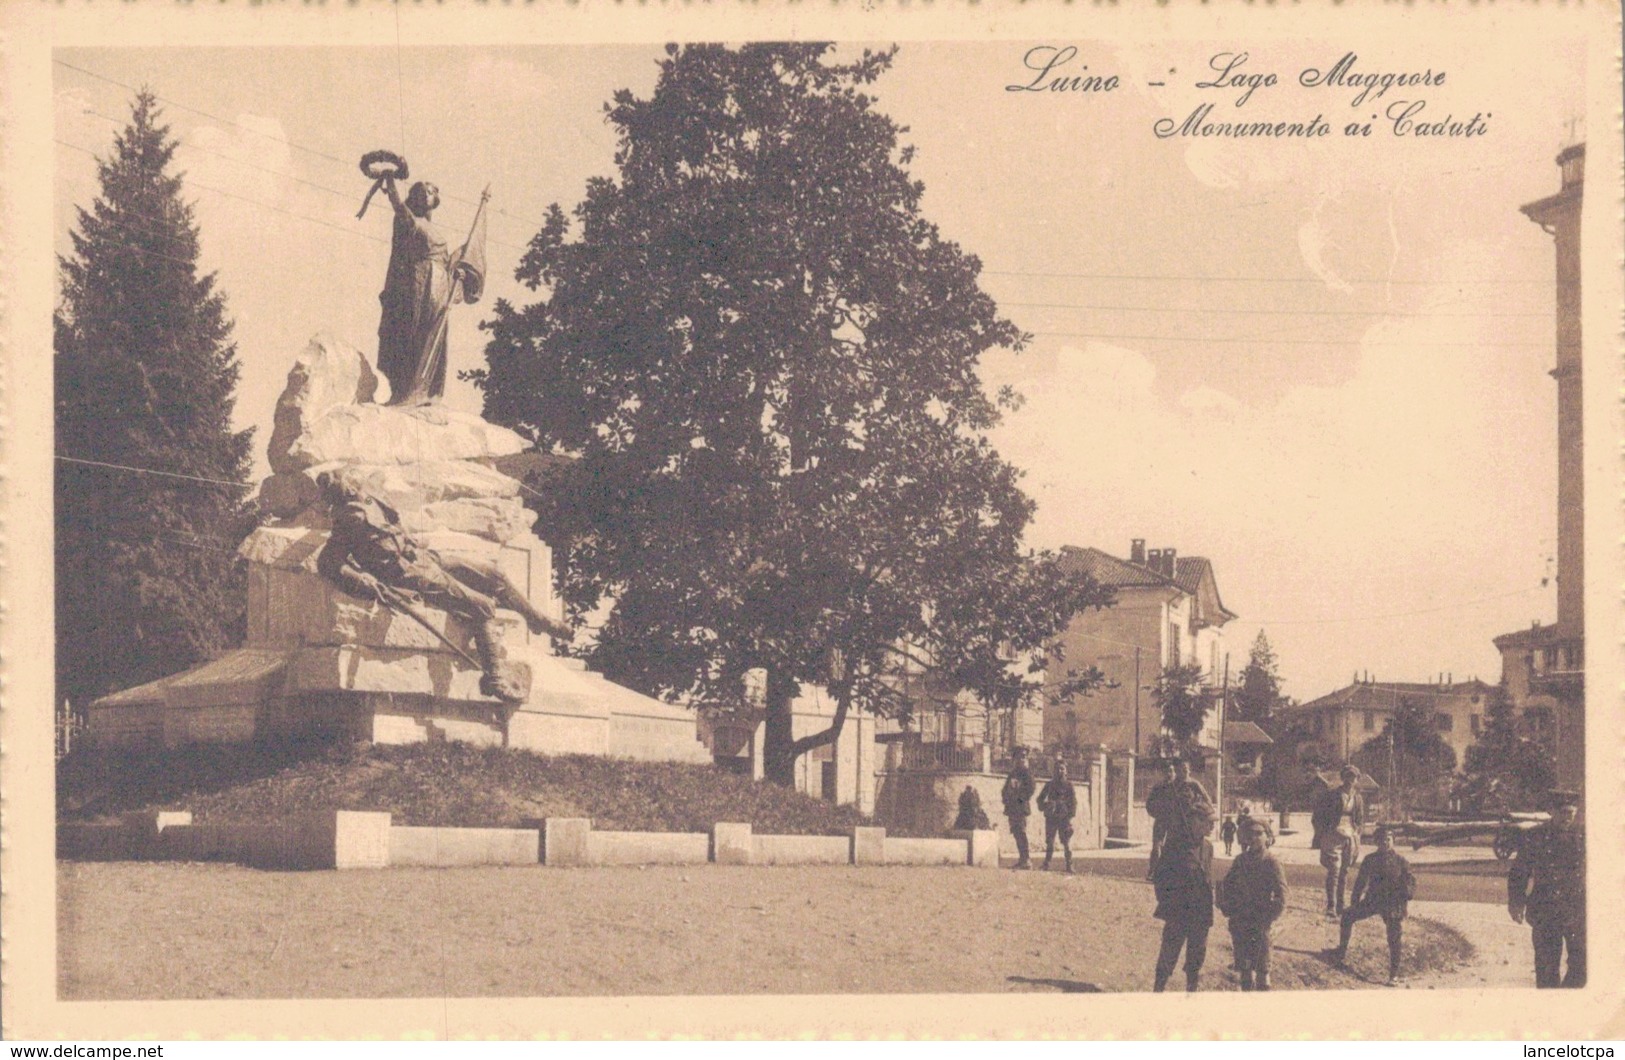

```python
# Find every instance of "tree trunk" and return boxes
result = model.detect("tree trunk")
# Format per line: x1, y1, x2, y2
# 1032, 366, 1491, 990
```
762, 669, 799, 786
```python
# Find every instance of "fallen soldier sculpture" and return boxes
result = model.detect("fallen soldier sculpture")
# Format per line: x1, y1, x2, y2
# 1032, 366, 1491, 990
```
314, 474, 568, 702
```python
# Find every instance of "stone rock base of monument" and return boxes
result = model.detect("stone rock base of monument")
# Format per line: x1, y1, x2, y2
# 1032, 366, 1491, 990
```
86, 334, 712, 766
86, 644, 711, 763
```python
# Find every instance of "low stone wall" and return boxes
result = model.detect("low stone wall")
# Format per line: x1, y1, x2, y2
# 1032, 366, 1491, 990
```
58, 812, 997, 871
751, 833, 853, 866
587, 830, 710, 866
390, 825, 541, 867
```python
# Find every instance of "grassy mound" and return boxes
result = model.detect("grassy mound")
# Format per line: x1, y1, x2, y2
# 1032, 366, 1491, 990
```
57, 739, 874, 835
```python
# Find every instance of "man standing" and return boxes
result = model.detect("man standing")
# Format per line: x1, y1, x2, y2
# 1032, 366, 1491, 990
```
1145, 758, 1178, 881
1038, 759, 1078, 873
1508, 790, 1586, 988
1150, 819, 1215, 991
1312, 765, 1366, 918
1002, 747, 1036, 870
1147, 753, 1219, 991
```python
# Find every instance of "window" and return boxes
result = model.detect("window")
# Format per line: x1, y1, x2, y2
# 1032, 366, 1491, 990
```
1471, 713, 1482, 735
1435, 713, 1453, 732
1363, 710, 1375, 732
1168, 623, 1181, 668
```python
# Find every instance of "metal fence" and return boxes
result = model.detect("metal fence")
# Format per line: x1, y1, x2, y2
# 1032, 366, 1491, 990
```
893, 740, 983, 773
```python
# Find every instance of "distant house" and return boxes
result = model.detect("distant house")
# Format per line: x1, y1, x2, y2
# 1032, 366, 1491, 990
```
1043, 540, 1236, 757
1040, 539, 1236, 840
1276, 676, 1493, 768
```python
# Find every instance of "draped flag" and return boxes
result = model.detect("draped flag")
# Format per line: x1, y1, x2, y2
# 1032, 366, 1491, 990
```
453, 187, 489, 305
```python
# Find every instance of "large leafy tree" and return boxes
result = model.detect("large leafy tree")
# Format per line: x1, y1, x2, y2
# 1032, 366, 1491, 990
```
475, 44, 1110, 783
1232, 630, 1283, 722
55, 91, 253, 710
1352, 696, 1457, 811
1459, 684, 1554, 812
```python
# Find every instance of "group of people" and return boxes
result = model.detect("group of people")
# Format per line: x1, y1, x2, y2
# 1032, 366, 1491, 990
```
996, 748, 1078, 873
986, 749, 1586, 992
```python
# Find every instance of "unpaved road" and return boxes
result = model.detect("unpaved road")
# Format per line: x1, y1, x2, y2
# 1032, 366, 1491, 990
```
58, 861, 1488, 1000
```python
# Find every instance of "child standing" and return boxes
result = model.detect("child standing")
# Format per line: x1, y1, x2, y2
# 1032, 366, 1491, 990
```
1216, 816, 1288, 991
1327, 824, 1416, 985
1220, 815, 1237, 856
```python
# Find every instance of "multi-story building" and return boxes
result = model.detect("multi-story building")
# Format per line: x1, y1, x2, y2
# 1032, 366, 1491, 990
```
1042, 540, 1236, 839
1044, 540, 1235, 756
1491, 141, 1585, 795
1278, 676, 1496, 768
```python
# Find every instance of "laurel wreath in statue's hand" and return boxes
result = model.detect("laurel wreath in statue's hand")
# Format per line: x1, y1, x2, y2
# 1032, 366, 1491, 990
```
357, 150, 410, 218
360, 149, 410, 182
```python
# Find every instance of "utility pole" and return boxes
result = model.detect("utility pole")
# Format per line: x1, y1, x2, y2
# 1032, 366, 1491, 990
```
1219, 653, 1230, 814
1133, 646, 1142, 756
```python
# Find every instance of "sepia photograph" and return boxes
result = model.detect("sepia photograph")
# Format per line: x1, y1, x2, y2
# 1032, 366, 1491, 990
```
3, 2, 1622, 1042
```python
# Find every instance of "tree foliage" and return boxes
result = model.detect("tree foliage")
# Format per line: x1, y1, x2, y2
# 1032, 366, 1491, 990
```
474, 44, 1112, 783
1152, 661, 1213, 747
1458, 684, 1554, 812
55, 91, 253, 709
1232, 630, 1283, 722
1351, 696, 1457, 806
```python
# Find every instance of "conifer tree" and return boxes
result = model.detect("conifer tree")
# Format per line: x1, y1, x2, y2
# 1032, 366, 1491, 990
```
1460, 685, 1555, 811
55, 90, 253, 710
1232, 630, 1283, 723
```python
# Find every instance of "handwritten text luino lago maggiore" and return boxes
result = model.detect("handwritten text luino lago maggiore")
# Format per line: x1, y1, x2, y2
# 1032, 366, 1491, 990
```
1006, 46, 1490, 139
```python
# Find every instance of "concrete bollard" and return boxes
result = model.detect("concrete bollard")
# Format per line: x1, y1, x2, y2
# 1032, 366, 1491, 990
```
712, 822, 753, 865
852, 826, 886, 866
333, 811, 392, 869
544, 818, 592, 866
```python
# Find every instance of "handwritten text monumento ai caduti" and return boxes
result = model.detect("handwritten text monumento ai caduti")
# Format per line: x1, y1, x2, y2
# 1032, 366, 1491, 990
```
1006, 46, 1490, 139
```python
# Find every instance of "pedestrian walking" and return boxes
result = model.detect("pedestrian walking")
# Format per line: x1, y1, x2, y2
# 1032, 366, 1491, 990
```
1220, 814, 1237, 856
1002, 746, 1036, 870
1217, 816, 1287, 991
1312, 765, 1365, 917
1038, 759, 1078, 873
1326, 823, 1416, 985
1508, 789, 1586, 988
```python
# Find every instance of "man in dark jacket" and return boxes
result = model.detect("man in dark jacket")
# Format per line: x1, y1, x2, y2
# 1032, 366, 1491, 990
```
1038, 759, 1078, 873
1311, 765, 1366, 917
1146, 755, 1216, 880
1327, 823, 1416, 985
1002, 747, 1036, 869
1151, 832, 1214, 992
1508, 790, 1586, 988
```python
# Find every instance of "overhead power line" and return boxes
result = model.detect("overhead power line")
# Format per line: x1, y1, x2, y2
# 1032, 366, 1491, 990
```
1028, 330, 1550, 349
58, 132, 532, 255
57, 454, 250, 489
1246, 585, 1546, 626
54, 57, 547, 231
1005, 301, 1549, 320
987, 269, 1548, 286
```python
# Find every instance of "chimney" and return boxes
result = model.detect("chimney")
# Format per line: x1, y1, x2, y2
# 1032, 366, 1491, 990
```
1147, 548, 1163, 572
1163, 547, 1177, 577
1130, 539, 1146, 565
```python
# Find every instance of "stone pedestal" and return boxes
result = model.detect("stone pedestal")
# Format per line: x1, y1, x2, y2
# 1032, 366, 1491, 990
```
87, 333, 712, 766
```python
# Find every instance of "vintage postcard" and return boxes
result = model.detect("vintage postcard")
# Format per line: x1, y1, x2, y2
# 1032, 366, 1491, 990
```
3, 1, 1622, 1041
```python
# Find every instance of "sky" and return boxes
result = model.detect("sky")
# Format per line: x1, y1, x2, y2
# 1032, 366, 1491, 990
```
52, 38, 1587, 702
